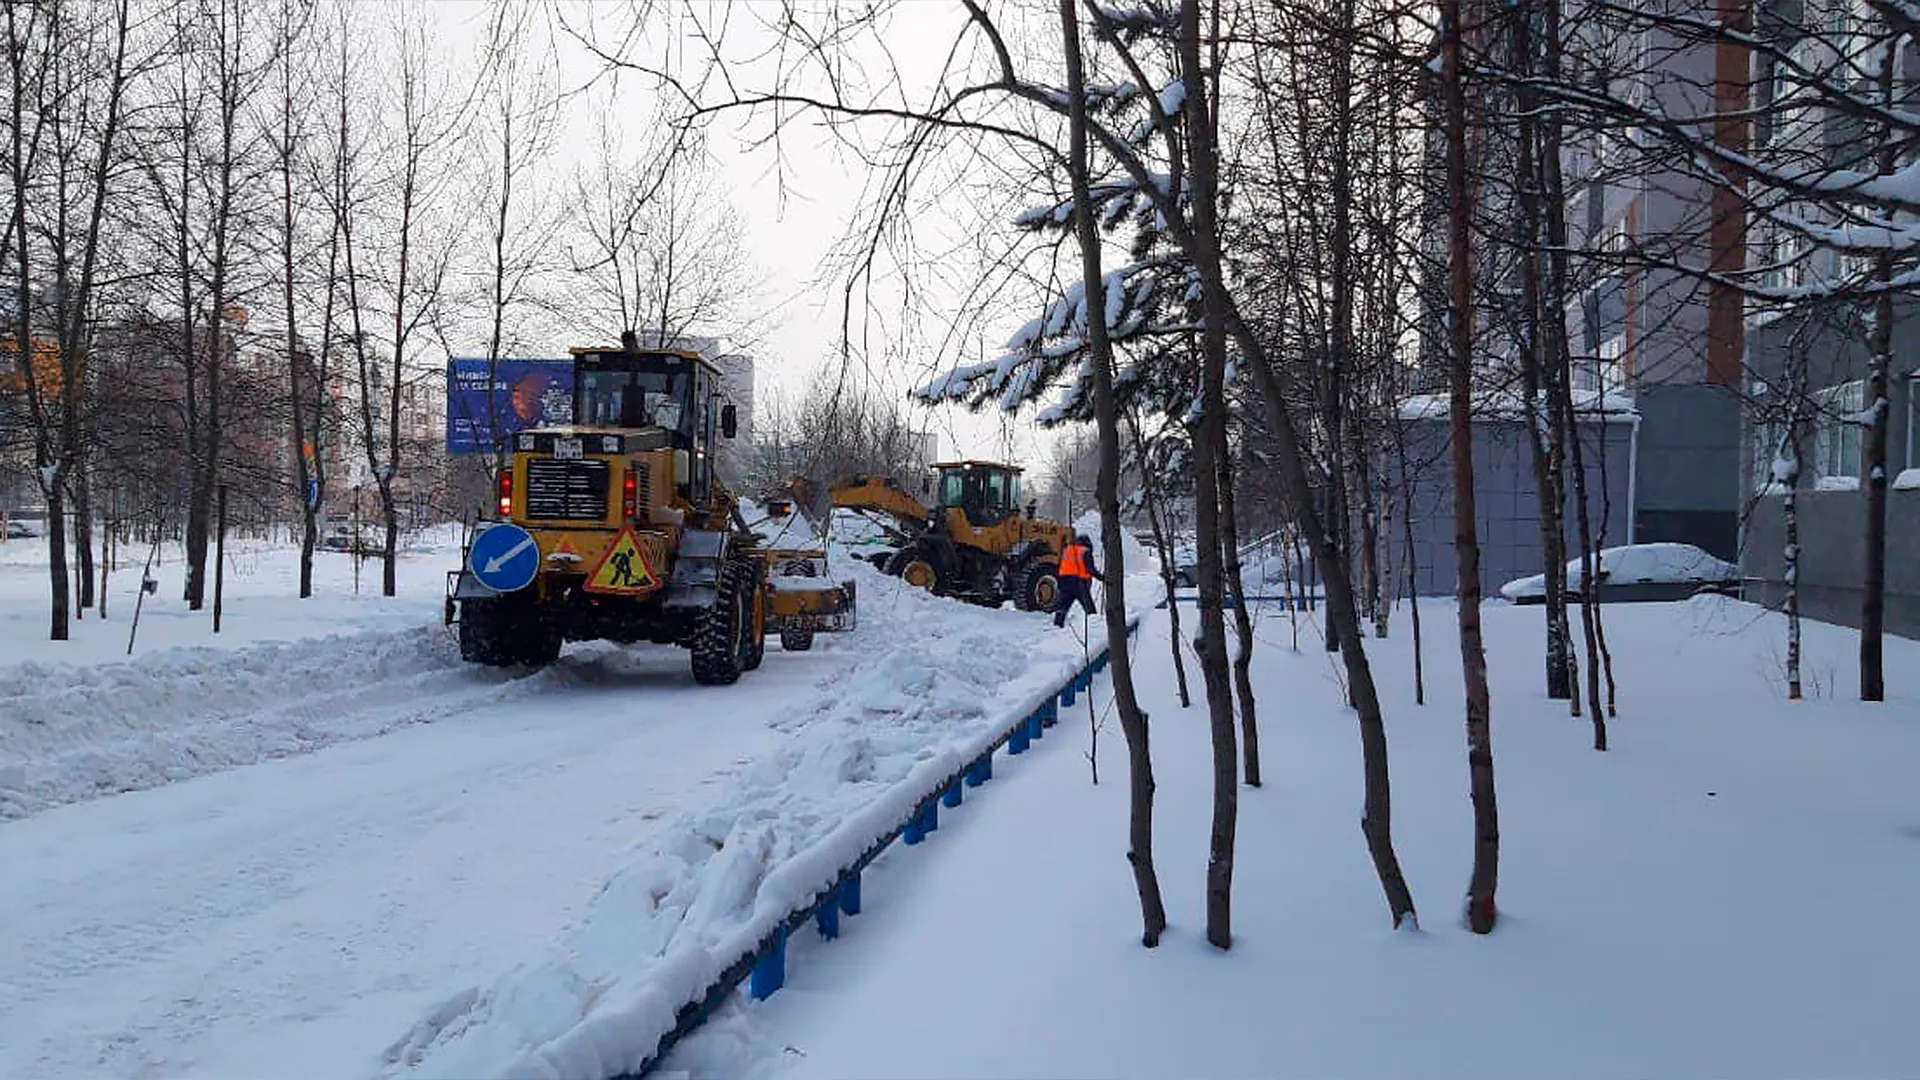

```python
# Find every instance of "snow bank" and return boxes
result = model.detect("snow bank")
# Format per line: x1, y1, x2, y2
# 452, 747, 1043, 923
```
381, 538, 1162, 1080
1893, 467, 1920, 491
0, 625, 544, 820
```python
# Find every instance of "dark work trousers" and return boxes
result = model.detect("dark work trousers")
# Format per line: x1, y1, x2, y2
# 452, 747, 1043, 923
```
1053, 575, 1096, 627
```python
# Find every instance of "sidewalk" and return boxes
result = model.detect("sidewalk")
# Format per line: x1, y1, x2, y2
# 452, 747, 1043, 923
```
665, 597, 1920, 1080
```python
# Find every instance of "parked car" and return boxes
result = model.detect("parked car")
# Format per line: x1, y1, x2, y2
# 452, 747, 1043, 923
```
1499, 542, 1741, 605
321, 525, 382, 555
3, 520, 39, 539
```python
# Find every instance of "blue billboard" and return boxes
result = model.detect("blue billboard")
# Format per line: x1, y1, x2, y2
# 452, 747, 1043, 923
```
446, 358, 574, 454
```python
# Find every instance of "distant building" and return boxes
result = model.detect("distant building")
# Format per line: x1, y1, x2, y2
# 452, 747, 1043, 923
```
714, 353, 756, 487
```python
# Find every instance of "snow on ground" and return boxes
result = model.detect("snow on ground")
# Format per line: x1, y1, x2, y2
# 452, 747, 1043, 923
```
661, 595, 1920, 1080
0, 526, 477, 817
1, 518, 1159, 1080
0, 524, 461, 668
377, 515, 1160, 1080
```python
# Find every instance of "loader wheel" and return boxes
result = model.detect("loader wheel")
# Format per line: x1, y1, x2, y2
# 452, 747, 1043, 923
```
780, 628, 815, 652
458, 599, 515, 667
691, 561, 748, 686
1016, 560, 1061, 613
901, 557, 940, 592
880, 549, 911, 577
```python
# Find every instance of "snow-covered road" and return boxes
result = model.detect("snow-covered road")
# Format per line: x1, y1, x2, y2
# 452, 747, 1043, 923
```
0, 641, 840, 1080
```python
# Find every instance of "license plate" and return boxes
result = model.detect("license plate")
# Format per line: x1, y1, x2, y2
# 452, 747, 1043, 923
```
553, 437, 582, 460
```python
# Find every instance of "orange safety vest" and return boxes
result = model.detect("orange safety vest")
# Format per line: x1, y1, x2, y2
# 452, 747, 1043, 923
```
1059, 542, 1092, 579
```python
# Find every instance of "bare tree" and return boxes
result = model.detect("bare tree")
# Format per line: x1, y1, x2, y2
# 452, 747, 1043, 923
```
6, 0, 136, 640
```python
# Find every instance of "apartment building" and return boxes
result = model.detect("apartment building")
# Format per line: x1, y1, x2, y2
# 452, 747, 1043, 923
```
1738, 0, 1920, 637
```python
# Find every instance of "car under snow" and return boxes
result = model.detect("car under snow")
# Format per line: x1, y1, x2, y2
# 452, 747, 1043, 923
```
1499, 542, 1741, 605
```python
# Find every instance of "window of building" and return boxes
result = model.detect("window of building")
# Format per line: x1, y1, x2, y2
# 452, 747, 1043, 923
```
1813, 379, 1866, 481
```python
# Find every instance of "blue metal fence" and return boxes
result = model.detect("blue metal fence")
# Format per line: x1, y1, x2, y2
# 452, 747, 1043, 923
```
613, 616, 1143, 1079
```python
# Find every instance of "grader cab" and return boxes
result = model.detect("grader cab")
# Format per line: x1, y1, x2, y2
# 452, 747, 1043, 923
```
444, 333, 855, 682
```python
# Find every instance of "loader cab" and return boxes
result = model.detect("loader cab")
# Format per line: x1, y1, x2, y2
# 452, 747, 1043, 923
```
570, 340, 737, 507
932, 460, 1023, 527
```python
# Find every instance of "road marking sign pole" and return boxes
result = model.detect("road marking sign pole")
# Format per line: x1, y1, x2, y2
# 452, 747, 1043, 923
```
468, 522, 541, 593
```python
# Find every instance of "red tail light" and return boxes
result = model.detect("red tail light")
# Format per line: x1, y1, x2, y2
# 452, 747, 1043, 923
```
622, 470, 638, 521
497, 468, 512, 519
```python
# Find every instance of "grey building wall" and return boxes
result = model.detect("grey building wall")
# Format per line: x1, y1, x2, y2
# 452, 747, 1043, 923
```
1743, 490, 1920, 641
1631, 384, 1743, 560
1396, 416, 1635, 597
1741, 302, 1920, 640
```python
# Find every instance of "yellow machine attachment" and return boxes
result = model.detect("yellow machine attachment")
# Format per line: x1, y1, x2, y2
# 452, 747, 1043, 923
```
755, 547, 856, 651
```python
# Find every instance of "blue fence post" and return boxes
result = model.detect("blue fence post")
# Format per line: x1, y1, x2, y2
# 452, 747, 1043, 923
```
921, 799, 939, 835
750, 926, 787, 1000
966, 755, 993, 786
903, 806, 926, 844
1038, 699, 1058, 728
815, 894, 841, 940
1061, 677, 1077, 708
1009, 722, 1030, 754
839, 872, 862, 916
943, 781, 963, 808
1028, 710, 1044, 741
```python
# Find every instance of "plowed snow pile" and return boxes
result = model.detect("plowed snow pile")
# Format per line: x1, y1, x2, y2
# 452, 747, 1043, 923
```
379, 517, 1160, 1080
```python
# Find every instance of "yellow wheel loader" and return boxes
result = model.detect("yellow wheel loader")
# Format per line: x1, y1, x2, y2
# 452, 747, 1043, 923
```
828, 461, 1073, 611
443, 334, 854, 682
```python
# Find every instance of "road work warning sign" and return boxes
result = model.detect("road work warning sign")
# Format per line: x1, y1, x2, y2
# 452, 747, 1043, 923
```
584, 527, 658, 595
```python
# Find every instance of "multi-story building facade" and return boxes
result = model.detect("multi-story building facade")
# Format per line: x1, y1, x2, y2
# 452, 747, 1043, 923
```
1738, 0, 1920, 637
1409, 1, 1750, 595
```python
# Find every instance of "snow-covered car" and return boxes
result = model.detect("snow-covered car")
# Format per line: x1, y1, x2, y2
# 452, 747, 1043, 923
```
1499, 542, 1741, 605
4, 520, 38, 539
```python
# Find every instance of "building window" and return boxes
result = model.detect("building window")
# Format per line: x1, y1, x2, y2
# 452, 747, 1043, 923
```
1813, 378, 1865, 482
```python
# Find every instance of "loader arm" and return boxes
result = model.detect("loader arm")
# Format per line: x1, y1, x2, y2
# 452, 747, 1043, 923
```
828, 475, 933, 544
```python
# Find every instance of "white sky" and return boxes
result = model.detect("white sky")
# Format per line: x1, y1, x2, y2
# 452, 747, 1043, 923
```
423, 0, 1066, 469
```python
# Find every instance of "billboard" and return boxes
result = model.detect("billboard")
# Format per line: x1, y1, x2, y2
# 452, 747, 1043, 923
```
446, 358, 574, 454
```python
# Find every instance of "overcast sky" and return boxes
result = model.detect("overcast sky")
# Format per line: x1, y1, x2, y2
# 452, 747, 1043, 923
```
426, 0, 1063, 469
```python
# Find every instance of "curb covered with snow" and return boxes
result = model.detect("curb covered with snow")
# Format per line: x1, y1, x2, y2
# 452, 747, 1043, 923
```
380, 518, 1162, 1080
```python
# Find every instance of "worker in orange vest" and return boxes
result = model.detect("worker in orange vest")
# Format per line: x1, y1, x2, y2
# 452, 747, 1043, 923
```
1053, 533, 1103, 628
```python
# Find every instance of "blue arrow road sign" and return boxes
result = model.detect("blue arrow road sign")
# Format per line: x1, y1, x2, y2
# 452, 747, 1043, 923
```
468, 522, 540, 593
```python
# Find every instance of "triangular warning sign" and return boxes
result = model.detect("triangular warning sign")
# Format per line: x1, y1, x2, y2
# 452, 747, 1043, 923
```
583, 526, 659, 595
550, 534, 578, 559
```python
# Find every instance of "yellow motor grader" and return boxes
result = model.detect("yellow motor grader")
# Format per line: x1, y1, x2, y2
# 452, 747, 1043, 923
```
444, 334, 854, 681
826, 460, 1073, 610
